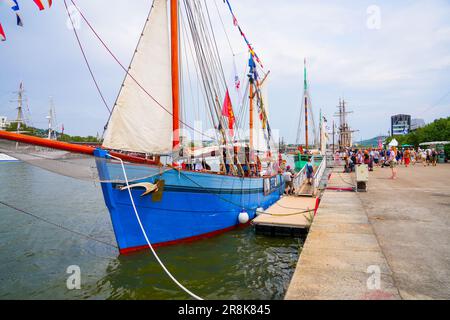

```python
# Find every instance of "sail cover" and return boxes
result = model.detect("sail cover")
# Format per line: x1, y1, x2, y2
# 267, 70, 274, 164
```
103, 0, 173, 154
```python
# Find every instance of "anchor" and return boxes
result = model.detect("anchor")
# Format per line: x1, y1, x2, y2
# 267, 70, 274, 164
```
120, 182, 159, 197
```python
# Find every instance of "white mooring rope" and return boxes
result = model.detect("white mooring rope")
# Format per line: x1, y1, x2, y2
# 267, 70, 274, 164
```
108, 155, 203, 300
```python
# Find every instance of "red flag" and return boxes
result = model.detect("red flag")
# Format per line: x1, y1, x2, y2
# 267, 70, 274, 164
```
0, 23, 6, 41
33, 0, 45, 10
48, 0, 53, 7
221, 90, 235, 136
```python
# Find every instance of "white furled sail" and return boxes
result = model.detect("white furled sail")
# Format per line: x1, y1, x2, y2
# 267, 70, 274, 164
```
103, 0, 173, 154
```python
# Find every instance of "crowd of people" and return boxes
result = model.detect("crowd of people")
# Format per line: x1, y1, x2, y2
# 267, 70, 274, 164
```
337, 146, 440, 180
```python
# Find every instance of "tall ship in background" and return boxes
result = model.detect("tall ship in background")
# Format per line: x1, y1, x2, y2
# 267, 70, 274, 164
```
293, 59, 323, 172
0, 83, 28, 163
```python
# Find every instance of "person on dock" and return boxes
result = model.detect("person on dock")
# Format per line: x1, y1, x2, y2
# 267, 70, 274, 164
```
404, 148, 411, 167
283, 166, 295, 195
305, 158, 314, 185
344, 155, 354, 173
334, 151, 341, 166
426, 149, 431, 166
411, 148, 417, 166
431, 149, 438, 166
389, 147, 398, 179
396, 149, 403, 164
373, 149, 380, 167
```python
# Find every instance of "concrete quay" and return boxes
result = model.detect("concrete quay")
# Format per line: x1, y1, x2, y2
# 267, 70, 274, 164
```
285, 164, 450, 300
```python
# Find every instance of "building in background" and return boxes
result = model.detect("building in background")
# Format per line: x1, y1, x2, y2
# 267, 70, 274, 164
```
0, 116, 7, 130
391, 114, 411, 136
411, 118, 426, 131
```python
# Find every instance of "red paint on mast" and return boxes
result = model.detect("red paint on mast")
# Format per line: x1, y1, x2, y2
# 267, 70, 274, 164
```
171, 0, 180, 150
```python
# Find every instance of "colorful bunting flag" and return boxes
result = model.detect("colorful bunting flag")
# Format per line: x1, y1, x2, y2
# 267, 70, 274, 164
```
6, 1, 23, 26
16, 13, 23, 27
33, 0, 45, 10
7, 0, 20, 11
224, 0, 264, 69
234, 75, 240, 90
0, 23, 6, 41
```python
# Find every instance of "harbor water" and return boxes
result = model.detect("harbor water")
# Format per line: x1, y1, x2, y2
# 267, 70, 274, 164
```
0, 162, 301, 300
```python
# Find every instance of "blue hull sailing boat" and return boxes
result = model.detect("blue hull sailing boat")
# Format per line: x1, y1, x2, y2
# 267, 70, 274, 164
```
0, 0, 283, 255
94, 0, 282, 254
96, 155, 282, 254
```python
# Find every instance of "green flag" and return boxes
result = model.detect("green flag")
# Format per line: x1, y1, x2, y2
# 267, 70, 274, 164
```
304, 58, 308, 91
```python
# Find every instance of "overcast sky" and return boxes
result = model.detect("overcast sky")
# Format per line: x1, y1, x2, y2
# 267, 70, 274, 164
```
0, 0, 449, 143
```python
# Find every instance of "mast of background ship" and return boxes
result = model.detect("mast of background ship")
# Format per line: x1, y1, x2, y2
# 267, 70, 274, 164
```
15, 83, 24, 133
304, 59, 309, 151
171, 0, 180, 151
46, 97, 56, 140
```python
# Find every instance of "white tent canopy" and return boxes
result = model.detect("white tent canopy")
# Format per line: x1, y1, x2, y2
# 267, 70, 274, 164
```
389, 138, 399, 147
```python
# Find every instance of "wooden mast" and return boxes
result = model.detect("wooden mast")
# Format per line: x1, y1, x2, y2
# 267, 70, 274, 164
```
171, 0, 180, 150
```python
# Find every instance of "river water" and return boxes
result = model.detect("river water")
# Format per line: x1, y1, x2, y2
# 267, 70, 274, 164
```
0, 162, 301, 300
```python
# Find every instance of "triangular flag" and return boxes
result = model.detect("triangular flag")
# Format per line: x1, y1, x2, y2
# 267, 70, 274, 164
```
7, 0, 20, 11
0, 23, 6, 41
48, 0, 53, 7
33, 0, 45, 10
16, 13, 23, 27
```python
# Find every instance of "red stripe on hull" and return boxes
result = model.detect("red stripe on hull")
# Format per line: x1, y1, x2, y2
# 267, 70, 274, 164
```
119, 223, 249, 255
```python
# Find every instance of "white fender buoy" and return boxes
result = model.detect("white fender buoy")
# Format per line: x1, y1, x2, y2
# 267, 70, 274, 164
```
256, 207, 264, 216
238, 211, 249, 224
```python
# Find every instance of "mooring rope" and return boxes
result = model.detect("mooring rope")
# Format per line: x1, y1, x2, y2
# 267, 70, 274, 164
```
109, 154, 203, 301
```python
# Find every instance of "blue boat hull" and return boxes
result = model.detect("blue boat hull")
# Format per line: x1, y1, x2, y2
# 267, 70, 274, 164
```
95, 153, 284, 254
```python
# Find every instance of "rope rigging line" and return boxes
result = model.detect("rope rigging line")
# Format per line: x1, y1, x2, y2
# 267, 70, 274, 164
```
63, 0, 111, 115
0, 200, 118, 249
180, 4, 221, 144
210, 0, 248, 144
183, 0, 240, 171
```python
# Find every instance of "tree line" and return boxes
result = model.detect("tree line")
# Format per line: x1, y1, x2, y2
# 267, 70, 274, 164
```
386, 117, 450, 156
